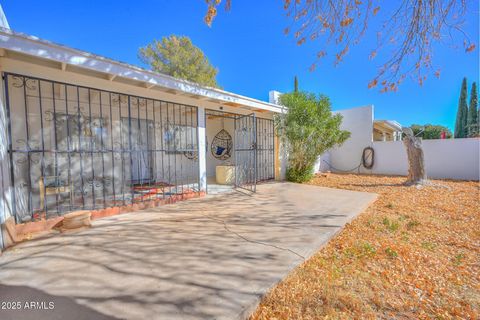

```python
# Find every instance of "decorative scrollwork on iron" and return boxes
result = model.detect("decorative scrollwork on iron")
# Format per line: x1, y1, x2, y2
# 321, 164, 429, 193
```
25, 78, 39, 91
102, 177, 112, 187
86, 117, 104, 129
183, 144, 198, 160
30, 153, 40, 164
11, 76, 25, 88
73, 182, 91, 197
131, 98, 147, 109
15, 139, 40, 151
44, 110, 66, 126
111, 93, 128, 104
112, 141, 123, 160
30, 154, 41, 165
10, 76, 38, 91
14, 154, 28, 165
86, 177, 112, 189
15, 153, 39, 165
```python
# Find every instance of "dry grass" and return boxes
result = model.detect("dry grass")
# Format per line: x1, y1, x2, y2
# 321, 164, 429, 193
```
251, 174, 480, 320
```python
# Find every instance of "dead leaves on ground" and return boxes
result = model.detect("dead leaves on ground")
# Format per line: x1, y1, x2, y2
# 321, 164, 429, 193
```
251, 174, 479, 320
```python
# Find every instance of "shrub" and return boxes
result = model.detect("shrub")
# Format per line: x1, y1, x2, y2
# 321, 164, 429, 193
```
276, 92, 350, 182
286, 166, 314, 183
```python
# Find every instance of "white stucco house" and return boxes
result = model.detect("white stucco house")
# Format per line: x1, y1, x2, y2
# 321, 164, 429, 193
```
373, 120, 403, 141
1, 6, 477, 250
0, 9, 289, 249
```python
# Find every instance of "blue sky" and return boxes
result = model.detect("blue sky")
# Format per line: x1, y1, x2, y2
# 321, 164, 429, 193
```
2, 1, 479, 130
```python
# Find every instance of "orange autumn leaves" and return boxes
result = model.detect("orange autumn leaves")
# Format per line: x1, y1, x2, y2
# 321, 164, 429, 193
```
204, 1, 476, 93
251, 174, 479, 319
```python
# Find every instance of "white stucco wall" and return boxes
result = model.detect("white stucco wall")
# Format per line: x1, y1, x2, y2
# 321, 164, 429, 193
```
372, 138, 480, 180
206, 115, 235, 177
0, 64, 11, 249
323, 105, 373, 173
318, 104, 479, 181
197, 107, 207, 192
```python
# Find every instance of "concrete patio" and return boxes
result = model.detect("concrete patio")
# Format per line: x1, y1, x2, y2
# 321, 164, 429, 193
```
0, 182, 376, 320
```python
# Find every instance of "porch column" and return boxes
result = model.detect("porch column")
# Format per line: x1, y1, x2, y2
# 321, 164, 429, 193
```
0, 68, 14, 250
197, 106, 207, 192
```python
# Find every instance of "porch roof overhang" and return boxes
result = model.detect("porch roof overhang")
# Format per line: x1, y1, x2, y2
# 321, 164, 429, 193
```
0, 28, 282, 114
373, 120, 402, 132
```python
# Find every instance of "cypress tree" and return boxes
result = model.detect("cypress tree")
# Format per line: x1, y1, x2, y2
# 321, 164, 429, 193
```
454, 78, 468, 138
294, 76, 299, 92
467, 82, 478, 137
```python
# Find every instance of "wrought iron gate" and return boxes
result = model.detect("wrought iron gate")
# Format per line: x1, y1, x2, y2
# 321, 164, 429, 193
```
205, 109, 274, 192
255, 117, 275, 182
3, 73, 199, 223
234, 113, 257, 192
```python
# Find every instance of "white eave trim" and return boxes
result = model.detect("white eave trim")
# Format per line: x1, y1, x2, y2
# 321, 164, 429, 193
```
374, 120, 402, 131
0, 28, 282, 113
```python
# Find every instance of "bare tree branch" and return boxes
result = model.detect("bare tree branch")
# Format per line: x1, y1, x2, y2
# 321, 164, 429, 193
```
204, 0, 476, 92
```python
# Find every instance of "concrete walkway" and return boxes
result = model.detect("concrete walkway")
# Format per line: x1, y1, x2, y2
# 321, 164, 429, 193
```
0, 182, 376, 320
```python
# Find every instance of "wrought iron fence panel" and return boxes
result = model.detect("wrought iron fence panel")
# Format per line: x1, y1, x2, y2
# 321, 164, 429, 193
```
3, 73, 199, 223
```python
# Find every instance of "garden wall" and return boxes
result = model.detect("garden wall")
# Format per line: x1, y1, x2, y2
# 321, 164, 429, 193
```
371, 138, 479, 180
319, 137, 479, 181
316, 105, 479, 181
328, 105, 374, 174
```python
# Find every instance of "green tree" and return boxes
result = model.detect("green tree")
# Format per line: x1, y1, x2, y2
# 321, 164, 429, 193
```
454, 78, 468, 138
139, 35, 219, 88
410, 124, 452, 140
467, 82, 478, 137
276, 92, 350, 182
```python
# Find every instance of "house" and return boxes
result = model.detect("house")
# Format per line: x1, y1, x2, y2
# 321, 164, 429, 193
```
0, 11, 286, 249
373, 120, 403, 141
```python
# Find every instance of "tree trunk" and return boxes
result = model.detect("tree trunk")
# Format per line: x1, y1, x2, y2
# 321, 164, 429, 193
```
403, 135, 427, 185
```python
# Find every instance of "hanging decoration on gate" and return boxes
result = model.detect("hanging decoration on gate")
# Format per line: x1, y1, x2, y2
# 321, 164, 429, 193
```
211, 129, 232, 160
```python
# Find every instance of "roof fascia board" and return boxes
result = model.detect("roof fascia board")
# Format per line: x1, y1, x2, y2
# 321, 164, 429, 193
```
374, 120, 402, 131
0, 29, 281, 113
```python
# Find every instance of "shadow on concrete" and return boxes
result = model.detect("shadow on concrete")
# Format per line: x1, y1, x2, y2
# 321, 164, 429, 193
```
0, 182, 376, 320
0, 283, 120, 320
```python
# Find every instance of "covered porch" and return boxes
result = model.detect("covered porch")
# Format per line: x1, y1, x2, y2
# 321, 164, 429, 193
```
0, 29, 283, 243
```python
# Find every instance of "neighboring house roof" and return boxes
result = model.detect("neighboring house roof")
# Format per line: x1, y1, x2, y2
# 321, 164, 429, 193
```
0, 28, 282, 113
374, 120, 402, 132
